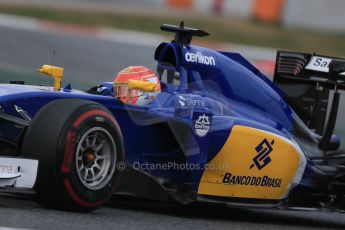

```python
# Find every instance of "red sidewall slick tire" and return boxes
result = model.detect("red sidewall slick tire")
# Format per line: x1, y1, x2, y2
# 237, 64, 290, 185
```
22, 99, 124, 212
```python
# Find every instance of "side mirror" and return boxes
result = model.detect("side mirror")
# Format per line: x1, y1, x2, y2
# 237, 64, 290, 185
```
37, 65, 64, 91
114, 79, 157, 104
127, 79, 157, 92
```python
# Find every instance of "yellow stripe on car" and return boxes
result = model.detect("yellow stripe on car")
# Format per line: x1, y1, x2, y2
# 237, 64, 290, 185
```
198, 125, 305, 200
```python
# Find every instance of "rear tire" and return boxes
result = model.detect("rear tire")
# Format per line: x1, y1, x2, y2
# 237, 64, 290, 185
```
22, 99, 124, 212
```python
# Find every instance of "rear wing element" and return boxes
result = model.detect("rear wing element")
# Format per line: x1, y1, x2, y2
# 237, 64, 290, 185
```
273, 51, 345, 137
274, 51, 345, 88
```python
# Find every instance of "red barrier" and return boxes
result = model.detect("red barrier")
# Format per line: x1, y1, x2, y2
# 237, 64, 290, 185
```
253, 0, 286, 23
166, 0, 193, 9
213, 0, 224, 14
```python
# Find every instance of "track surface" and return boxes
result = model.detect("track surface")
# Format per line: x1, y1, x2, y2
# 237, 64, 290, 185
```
1, 23, 345, 230
0, 25, 155, 88
0, 194, 345, 230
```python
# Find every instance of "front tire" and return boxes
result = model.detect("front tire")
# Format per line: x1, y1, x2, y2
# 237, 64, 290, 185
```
22, 99, 124, 212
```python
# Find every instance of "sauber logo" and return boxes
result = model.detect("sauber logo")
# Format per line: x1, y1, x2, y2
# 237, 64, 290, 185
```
305, 56, 345, 75
305, 56, 332, 73
185, 52, 216, 66
250, 139, 275, 170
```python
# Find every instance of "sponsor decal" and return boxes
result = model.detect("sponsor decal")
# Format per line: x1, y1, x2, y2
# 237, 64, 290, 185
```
305, 56, 332, 72
178, 95, 186, 107
177, 95, 206, 107
193, 112, 212, 137
219, 139, 282, 189
250, 139, 274, 170
222, 173, 282, 188
305, 56, 345, 75
0, 158, 38, 188
0, 164, 13, 174
185, 52, 216, 66
61, 131, 76, 174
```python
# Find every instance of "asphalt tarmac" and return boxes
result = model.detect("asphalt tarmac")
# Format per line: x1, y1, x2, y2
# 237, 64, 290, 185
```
0, 193, 345, 230
0, 25, 155, 89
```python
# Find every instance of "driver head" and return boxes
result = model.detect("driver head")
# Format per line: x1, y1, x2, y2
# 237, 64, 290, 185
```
113, 66, 161, 105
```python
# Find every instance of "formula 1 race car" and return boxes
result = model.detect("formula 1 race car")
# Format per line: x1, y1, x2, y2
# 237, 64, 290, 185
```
1, 22, 345, 212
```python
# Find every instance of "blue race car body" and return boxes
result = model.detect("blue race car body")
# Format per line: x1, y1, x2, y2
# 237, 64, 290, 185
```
0, 23, 345, 212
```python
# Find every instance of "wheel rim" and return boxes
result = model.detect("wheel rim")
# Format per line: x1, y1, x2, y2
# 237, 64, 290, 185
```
75, 127, 117, 190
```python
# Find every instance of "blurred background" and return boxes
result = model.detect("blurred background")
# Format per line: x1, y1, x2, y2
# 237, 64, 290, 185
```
0, 0, 344, 85
0, 0, 344, 144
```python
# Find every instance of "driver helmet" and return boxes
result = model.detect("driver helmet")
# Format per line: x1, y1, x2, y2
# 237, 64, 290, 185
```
113, 66, 161, 105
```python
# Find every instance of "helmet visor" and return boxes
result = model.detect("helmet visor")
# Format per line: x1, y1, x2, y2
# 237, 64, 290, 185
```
114, 83, 142, 103
114, 84, 128, 99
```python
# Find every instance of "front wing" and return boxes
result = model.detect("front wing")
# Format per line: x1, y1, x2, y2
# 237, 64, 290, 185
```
0, 156, 38, 189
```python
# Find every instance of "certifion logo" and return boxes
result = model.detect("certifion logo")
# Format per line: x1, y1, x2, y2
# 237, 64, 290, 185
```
250, 139, 275, 170
185, 52, 216, 66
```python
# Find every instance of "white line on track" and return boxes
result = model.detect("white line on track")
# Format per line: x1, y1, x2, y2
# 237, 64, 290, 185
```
0, 227, 33, 230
